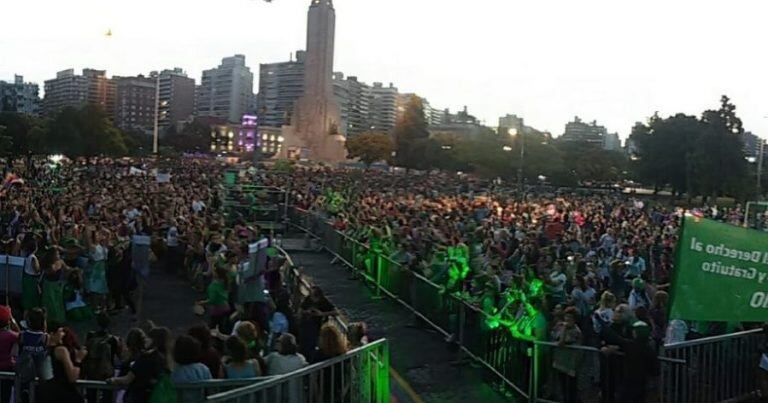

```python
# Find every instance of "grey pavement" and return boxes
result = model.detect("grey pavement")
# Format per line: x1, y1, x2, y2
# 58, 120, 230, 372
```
284, 245, 513, 403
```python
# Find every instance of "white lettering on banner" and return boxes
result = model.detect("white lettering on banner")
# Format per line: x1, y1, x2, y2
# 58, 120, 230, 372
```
700, 261, 764, 283
749, 292, 768, 308
692, 237, 767, 263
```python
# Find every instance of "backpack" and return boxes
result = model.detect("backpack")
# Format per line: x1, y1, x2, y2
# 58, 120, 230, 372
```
84, 333, 115, 380
148, 373, 177, 403
16, 331, 52, 383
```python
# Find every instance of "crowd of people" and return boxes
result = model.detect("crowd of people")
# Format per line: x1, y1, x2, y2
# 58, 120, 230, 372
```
0, 157, 370, 403
255, 167, 761, 402
0, 155, 761, 402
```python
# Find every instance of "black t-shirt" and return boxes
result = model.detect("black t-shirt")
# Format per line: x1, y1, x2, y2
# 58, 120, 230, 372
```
126, 349, 166, 402
300, 297, 335, 334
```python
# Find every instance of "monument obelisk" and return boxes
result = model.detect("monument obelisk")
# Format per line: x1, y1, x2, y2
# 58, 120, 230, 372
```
280, 0, 346, 164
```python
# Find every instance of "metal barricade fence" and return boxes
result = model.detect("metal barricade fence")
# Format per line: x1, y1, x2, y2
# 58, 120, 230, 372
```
660, 328, 763, 403
0, 374, 272, 403
205, 339, 390, 403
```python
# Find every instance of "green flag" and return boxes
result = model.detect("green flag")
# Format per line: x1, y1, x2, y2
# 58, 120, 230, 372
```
670, 214, 768, 322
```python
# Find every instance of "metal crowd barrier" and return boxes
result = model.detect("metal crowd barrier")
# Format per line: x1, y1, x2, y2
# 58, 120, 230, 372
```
288, 206, 764, 403
205, 339, 390, 403
660, 328, 763, 403
0, 372, 270, 403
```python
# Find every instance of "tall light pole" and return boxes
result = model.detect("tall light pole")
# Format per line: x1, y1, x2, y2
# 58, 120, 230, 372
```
152, 73, 160, 155
508, 128, 525, 194
757, 139, 765, 201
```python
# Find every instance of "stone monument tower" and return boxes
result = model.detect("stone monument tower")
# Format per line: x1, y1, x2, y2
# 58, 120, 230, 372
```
280, 0, 346, 164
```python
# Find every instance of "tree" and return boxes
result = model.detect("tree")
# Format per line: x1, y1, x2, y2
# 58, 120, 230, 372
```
630, 113, 702, 195
164, 120, 211, 153
0, 125, 11, 156
393, 95, 430, 169
46, 105, 127, 156
692, 96, 748, 199
345, 132, 394, 166
630, 96, 749, 199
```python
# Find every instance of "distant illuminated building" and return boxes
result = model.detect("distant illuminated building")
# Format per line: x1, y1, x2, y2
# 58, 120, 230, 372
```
209, 114, 283, 156
239, 114, 258, 153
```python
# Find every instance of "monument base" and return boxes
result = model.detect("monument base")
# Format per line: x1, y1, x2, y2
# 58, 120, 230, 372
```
279, 124, 346, 165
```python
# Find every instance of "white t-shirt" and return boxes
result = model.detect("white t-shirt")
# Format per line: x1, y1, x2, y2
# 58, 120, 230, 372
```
549, 271, 567, 293
265, 353, 307, 375
192, 200, 206, 213
167, 227, 179, 247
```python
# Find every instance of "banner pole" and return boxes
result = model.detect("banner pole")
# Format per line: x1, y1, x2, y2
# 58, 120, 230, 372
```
667, 214, 686, 320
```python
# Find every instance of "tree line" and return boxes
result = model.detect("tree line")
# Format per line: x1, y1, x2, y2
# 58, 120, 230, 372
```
0, 105, 212, 158
347, 95, 760, 199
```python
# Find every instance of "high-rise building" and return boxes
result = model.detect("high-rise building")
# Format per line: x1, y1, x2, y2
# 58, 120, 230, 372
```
43, 69, 118, 119
0, 75, 40, 115
115, 75, 156, 134
499, 114, 525, 135
332, 72, 349, 135
742, 131, 764, 160
257, 51, 306, 128
280, 0, 346, 163
498, 113, 549, 137
560, 116, 607, 147
602, 132, 621, 151
344, 76, 371, 137
430, 106, 492, 137
155, 68, 195, 131
43, 69, 88, 116
369, 82, 398, 133
83, 69, 117, 121
197, 55, 254, 123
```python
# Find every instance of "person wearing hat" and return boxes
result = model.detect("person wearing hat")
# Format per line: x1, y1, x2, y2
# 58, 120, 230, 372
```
0, 305, 18, 403
628, 277, 651, 311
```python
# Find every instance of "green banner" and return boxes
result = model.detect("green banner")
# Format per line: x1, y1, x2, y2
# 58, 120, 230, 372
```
670, 215, 768, 322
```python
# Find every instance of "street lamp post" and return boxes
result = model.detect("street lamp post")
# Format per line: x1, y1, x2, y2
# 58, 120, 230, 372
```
152, 73, 160, 155
758, 139, 765, 201
507, 128, 525, 194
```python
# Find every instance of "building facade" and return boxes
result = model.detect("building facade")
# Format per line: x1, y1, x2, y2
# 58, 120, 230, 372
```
115, 75, 156, 134
602, 132, 621, 151
499, 114, 525, 135
43, 69, 88, 117
560, 116, 608, 147
369, 82, 398, 133
43, 69, 118, 119
333, 73, 371, 137
197, 55, 254, 123
83, 69, 117, 121
256, 51, 306, 129
154, 68, 195, 131
741, 131, 766, 160
209, 115, 283, 157
0, 75, 40, 115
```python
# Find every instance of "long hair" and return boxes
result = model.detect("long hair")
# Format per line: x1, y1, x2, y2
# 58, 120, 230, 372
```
317, 324, 348, 358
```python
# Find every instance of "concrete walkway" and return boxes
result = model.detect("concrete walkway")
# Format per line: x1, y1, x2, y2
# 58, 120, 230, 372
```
284, 244, 512, 403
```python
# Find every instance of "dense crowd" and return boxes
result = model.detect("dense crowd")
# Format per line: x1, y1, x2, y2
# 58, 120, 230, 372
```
0, 158, 368, 403
0, 156, 762, 402
256, 167, 760, 402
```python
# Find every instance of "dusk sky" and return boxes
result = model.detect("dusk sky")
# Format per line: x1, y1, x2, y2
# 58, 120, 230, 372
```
2, 0, 766, 139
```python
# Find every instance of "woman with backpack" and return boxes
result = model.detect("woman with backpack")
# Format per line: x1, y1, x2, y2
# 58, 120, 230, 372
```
38, 326, 88, 403
15, 308, 52, 403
